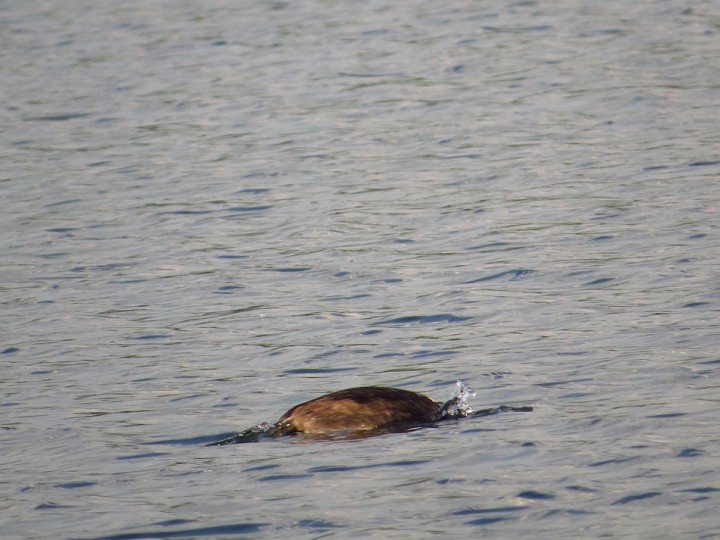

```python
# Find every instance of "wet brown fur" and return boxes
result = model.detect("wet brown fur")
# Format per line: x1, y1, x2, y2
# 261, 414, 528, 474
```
278, 387, 440, 435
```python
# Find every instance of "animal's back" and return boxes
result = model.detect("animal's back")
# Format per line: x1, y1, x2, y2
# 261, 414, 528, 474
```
278, 386, 440, 435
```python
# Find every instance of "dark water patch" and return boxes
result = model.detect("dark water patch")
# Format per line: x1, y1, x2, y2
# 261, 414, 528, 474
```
159, 209, 214, 215
131, 334, 171, 341
612, 492, 662, 505
308, 460, 430, 474
55, 482, 97, 489
589, 456, 637, 467
2, 347, 19, 354
76, 522, 267, 540
216, 255, 248, 260
453, 506, 528, 516
556, 351, 588, 356
372, 313, 472, 325
646, 412, 687, 418
155, 520, 192, 527
436, 478, 467, 485
683, 301, 710, 308
294, 519, 342, 529
677, 448, 703, 458
566, 485, 598, 493
465, 241, 513, 251
238, 171, 279, 179
689, 160, 720, 167
28, 112, 91, 121
589, 211, 623, 220
44, 199, 83, 208
362, 329, 382, 336
117, 452, 172, 460
464, 516, 512, 525
35, 502, 76, 510
322, 294, 372, 301
680, 487, 720, 494
558, 392, 594, 399
459, 427, 498, 434
258, 474, 313, 482
46, 227, 79, 233
227, 205, 273, 212
591, 235, 614, 241
517, 490, 555, 500
300, 153, 330, 159
483, 370, 513, 379
583, 277, 615, 286
438, 153, 483, 160
237, 188, 271, 194
217, 285, 244, 292
689, 233, 707, 239
698, 358, 720, 365
284, 367, 356, 375
463, 268, 532, 283
169, 393, 206, 402
643, 165, 668, 171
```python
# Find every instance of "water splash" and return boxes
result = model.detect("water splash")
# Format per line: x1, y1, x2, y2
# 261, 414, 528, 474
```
435, 380, 476, 420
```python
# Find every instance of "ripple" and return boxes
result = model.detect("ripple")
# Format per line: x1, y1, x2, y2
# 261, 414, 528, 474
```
612, 492, 662, 505
462, 268, 533, 283
372, 314, 472, 325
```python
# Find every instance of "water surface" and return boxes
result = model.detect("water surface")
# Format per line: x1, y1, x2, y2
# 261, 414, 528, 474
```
2, 1, 719, 538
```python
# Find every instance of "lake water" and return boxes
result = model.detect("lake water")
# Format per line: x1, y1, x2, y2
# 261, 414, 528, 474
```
2, 0, 719, 538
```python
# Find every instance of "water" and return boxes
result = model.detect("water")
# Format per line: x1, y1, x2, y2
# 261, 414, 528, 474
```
2, 0, 719, 538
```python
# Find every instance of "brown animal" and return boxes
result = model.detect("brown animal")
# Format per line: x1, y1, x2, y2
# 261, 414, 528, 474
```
207, 384, 492, 445
277, 386, 441, 435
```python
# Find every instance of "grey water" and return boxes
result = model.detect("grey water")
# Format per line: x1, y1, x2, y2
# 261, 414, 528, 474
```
2, 0, 719, 538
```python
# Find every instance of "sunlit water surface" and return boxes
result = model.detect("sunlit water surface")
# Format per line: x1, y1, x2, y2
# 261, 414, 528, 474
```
2, 1, 719, 538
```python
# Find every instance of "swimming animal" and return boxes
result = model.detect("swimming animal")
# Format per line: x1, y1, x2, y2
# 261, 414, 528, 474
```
278, 386, 443, 435
208, 382, 497, 445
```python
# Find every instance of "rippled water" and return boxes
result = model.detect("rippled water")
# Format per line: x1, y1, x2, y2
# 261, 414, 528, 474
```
2, 1, 719, 538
